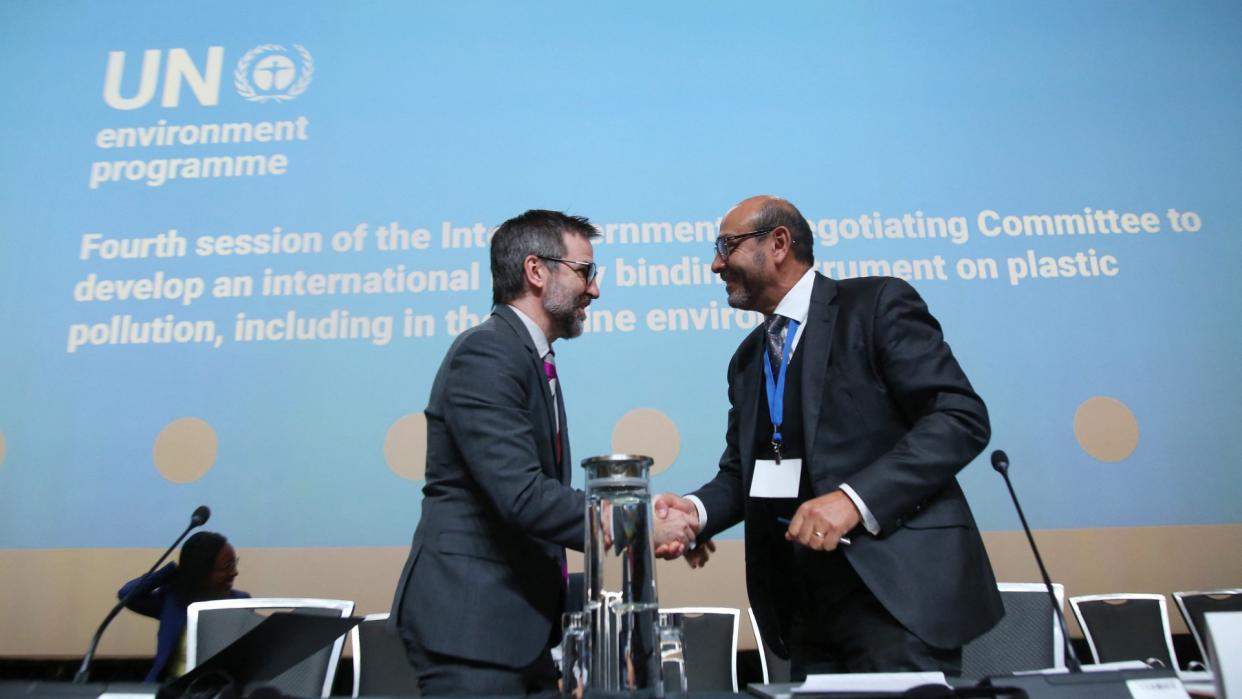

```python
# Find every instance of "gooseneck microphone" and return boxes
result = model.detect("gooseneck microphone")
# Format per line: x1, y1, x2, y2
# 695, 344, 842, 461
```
990, 450, 1082, 672
73, 505, 211, 684
190, 504, 210, 527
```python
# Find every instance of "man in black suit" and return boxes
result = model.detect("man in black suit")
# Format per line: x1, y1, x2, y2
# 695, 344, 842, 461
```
391, 209, 696, 695
656, 195, 1003, 676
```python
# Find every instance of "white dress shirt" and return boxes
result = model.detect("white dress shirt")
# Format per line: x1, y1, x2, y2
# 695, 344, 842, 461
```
507, 305, 557, 429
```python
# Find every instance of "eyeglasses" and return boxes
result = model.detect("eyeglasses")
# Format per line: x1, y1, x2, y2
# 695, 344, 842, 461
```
714, 227, 775, 259
213, 557, 240, 573
538, 255, 598, 284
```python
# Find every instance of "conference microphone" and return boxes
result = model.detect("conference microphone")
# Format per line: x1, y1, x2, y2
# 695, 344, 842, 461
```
983, 451, 1179, 698
191, 505, 211, 527
73, 505, 211, 684
990, 449, 1081, 672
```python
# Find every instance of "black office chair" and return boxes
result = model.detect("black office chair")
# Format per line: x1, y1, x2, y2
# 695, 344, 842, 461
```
661, 607, 740, 691
350, 613, 421, 697
1173, 588, 1242, 671
186, 597, 354, 698
1069, 594, 1177, 667
960, 583, 1066, 680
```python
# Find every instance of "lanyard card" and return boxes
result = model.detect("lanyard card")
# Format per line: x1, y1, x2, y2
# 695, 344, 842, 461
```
750, 458, 802, 498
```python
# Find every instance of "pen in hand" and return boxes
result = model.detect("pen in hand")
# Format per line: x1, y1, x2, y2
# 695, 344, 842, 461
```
776, 516, 851, 546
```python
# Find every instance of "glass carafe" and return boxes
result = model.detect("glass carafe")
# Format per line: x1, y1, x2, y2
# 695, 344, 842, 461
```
582, 454, 663, 694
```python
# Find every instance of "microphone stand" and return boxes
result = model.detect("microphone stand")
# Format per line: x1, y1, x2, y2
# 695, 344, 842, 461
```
984, 452, 1179, 698
992, 451, 1081, 672
74, 509, 208, 684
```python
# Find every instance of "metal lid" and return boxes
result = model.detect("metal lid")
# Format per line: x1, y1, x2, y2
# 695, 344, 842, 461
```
581, 454, 653, 481
581, 453, 654, 468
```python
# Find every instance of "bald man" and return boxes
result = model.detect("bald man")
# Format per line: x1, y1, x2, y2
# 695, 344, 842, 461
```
657, 196, 1002, 676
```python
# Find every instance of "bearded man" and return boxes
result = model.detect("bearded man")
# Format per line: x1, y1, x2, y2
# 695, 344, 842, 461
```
390, 209, 694, 695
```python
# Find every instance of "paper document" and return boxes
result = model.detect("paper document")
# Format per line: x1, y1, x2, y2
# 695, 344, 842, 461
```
793, 671, 948, 693
1126, 677, 1192, 699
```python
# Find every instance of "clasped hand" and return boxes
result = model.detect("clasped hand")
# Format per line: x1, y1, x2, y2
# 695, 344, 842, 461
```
651, 493, 704, 563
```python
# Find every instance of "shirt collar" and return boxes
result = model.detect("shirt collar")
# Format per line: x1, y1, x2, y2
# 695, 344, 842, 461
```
771, 268, 817, 325
507, 304, 552, 358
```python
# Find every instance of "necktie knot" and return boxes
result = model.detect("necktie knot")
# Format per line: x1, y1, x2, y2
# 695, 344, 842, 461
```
764, 315, 788, 373
543, 352, 558, 381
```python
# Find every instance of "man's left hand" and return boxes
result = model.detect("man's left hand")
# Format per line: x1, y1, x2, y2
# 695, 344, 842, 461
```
784, 490, 860, 551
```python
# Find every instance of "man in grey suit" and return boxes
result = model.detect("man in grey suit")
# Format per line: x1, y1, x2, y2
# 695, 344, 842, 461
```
656, 195, 1003, 676
391, 209, 693, 696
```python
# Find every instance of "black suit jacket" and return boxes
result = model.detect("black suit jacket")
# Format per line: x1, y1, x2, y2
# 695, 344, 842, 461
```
389, 305, 586, 668
693, 274, 1003, 654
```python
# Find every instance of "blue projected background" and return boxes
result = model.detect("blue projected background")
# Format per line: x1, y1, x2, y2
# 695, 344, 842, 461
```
1, 1, 1240, 550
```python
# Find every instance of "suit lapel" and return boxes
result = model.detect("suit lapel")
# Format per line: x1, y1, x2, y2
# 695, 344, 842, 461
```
556, 383, 570, 483
801, 274, 839, 460
739, 328, 764, 470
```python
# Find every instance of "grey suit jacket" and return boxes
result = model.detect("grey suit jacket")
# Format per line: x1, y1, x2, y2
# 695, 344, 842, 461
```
389, 304, 586, 668
693, 274, 1003, 654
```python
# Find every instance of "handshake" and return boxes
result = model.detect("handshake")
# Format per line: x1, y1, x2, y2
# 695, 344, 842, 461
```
649, 493, 715, 569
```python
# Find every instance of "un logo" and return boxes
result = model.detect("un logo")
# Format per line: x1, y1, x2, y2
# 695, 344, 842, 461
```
234, 44, 313, 103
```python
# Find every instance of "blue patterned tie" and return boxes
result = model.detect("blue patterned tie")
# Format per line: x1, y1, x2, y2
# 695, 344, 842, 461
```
764, 314, 788, 375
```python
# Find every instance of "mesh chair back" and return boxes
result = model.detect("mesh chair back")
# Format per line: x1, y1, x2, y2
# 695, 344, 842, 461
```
1174, 589, 1242, 671
747, 607, 790, 684
662, 607, 739, 692
351, 614, 421, 697
187, 598, 354, 698
960, 583, 1065, 680
1070, 594, 1175, 667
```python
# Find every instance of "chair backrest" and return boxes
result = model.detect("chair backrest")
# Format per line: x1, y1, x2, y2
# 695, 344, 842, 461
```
960, 583, 1065, 680
1205, 611, 1242, 699
1174, 589, 1242, 672
1069, 593, 1177, 668
661, 607, 739, 692
747, 607, 790, 684
187, 597, 354, 698
351, 613, 421, 698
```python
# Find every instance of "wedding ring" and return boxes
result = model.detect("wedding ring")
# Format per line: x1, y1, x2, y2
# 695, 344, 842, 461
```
813, 530, 824, 537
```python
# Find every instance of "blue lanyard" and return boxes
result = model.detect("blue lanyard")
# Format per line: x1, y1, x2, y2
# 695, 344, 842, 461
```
762, 318, 800, 462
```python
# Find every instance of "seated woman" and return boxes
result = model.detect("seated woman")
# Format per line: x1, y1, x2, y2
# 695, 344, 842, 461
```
118, 531, 250, 682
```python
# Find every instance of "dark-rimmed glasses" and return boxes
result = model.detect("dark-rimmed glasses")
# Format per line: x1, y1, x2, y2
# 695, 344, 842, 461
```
538, 255, 598, 284
714, 227, 775, 259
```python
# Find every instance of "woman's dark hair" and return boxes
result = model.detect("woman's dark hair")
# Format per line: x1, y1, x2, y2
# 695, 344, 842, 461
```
171, 531, 228, 602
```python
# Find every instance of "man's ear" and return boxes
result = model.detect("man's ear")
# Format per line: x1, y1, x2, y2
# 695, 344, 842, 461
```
770, 225, 792, 263
524, 254, 547, 294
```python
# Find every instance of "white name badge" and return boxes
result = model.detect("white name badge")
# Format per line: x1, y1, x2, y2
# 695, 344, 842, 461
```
750, 458, 802, 498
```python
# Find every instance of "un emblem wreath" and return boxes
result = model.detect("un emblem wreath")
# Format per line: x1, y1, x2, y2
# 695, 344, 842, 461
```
234, 44, 313, 103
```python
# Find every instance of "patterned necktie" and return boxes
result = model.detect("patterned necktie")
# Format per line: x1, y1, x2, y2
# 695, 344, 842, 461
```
764, 314, 789, 375
543, 351, 562, 466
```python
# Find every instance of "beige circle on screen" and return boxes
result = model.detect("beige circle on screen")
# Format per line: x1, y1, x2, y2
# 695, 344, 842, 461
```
153, 417, 218, 483
385, 413, 428, 480
0, 431, 7, 466
1073, 396, 1140, 462
611, 408, 680, 475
